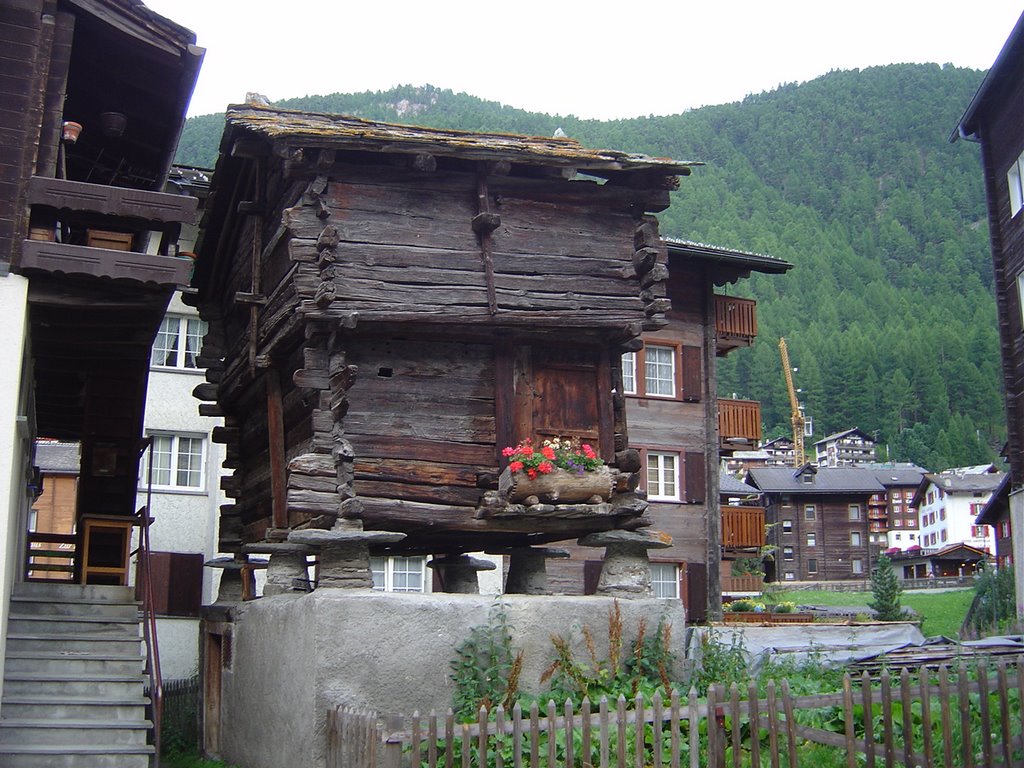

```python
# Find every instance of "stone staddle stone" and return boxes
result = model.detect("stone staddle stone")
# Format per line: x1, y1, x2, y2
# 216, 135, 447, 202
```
205, 556, 250, 603
503, 547, 570, 595
428, 554, 496, 594
288, 529, 405, 589
241, 543, 315, 596
578, 530, 673, 598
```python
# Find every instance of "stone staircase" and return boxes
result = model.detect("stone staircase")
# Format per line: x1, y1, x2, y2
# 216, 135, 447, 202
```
0, 581, 154, 767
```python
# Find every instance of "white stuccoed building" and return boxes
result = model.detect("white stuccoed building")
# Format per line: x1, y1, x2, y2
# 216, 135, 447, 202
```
913, 467, 1004, 559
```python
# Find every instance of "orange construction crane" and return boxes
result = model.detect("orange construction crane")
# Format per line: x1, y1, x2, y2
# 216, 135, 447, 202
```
778, 338, 806, 467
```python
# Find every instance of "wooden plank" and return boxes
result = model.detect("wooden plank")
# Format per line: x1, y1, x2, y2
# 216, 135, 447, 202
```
938, 666, 953, 768
861, 671, 876, 768
842, 675, 856, 768
266, 370, 288, 529
899, 669, 913, 767
880, 670, 894, 768
958, 664, 974, 768
766, 682, 779, 768
780, 679, 798, 768
978, 660, 992, 767
919, 668, 933, 768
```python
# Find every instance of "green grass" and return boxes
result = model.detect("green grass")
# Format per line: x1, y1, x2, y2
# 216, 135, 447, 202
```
163, 751, 238, 768
772, 588, 974, 639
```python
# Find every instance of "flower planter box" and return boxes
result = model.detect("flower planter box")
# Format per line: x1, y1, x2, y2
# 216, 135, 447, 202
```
499, 465, 613, 504
722, 612, 815, 624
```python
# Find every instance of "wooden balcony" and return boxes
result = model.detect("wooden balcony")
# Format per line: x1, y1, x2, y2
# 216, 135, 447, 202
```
718, 398, 761, 453
714, 295, 757, 356
721, 574, 765, 594
722, 505, 765, 549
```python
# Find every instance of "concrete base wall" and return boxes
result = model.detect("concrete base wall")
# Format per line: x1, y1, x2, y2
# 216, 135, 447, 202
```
211, 591, 685, 768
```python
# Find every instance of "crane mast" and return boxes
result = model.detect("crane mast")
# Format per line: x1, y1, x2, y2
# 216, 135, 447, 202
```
778, 338, 806, 467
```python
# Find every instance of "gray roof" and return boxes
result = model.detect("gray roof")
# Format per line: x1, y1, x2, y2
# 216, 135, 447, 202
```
922, 472, 1005, 494
35, 441, 80, 474
664, 239, 792, 276
813, 428, 874, 447
720, 472, 761, 496
746, 466, 885, 494
864, 466, 928, 487
954, 10, 1024, 142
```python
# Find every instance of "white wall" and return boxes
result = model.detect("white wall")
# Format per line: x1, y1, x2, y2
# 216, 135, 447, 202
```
0, 274, 31, 702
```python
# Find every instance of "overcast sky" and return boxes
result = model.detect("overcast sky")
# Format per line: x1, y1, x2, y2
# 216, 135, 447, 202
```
145, 1, 1023, 121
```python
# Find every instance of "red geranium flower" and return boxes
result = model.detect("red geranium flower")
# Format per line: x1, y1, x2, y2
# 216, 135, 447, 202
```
527, 469, 538, 479
541, 446, 556, 460
509, 460, 524, 472
538, 461, 554, 474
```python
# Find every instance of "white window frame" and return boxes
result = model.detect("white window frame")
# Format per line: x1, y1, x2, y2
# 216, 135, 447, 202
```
782, 546, 794, 561
621, 352, 637, 395
643, 345, 676, 398
782, 519, 793, 534
646, 452, 679, 501
806, 532, 816, 547
848, 504, 861, 521
784, 571, 795, 581
151, 314, 207, 370
807, 558, 818, 574
370, 555, 427, 593
650, 563, 679, 599
804, 504, 816, 521
1009, 151, 1024, 217
146, 433, 205, 491
851, 531, 862, 547
852, 558, 864, 575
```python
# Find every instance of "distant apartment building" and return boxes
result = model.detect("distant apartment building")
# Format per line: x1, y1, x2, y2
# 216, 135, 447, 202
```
860, 464, 927, 552
813, 428, 876, 467
912, 469, 1004, 555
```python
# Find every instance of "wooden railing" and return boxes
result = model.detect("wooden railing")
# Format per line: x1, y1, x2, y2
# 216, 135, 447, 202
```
24, 531, 76, 580
721, 574, 765, 593
718, 399, 761, 449
327, 658, 1024, 768
722, 505, 765, 549
714, 294, 757, 354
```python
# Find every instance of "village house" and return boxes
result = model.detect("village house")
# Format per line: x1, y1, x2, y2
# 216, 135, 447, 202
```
954, 9, 1024, 618
976, 473, 1013, 570
813, 428, 877, 467
911, 469, 1003, 555
0, 0, 201, 763
860, 464, 927, 553
745, 464, 884, 583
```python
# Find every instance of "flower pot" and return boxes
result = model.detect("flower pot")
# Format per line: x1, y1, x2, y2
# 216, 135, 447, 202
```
62, 121, 83, 144
499, 465, 613, 505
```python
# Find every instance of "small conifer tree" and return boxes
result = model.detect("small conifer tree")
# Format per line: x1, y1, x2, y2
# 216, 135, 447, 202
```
869, 554, 905, 621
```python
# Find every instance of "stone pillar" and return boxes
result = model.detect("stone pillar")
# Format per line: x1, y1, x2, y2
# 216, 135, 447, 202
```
205, 556, 254, 603
241, 543, 315, 596
289, 520, 405, 590
503, 547, 569, 595
428, 554, 496, 594
577, 530, 673, 598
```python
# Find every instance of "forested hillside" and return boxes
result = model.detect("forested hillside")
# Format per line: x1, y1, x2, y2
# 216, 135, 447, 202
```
176, 65, 1001, 471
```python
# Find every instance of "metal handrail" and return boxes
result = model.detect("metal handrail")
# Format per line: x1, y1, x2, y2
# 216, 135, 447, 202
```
137, 437, 163, 766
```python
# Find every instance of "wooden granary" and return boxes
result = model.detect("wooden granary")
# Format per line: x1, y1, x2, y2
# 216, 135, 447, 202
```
190, 104, 697, 568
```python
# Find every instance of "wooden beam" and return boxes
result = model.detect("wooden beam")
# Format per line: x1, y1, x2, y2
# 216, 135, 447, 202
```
266, 370, 288, 529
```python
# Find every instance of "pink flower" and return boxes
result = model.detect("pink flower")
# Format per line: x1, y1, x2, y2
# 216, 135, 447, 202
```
582, 444, 596, 458
502, 446, 516, 457
509, 460, 524, 473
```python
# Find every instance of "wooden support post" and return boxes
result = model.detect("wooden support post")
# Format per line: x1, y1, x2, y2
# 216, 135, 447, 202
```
266, 370, 288, 530
474, 167, 499, 315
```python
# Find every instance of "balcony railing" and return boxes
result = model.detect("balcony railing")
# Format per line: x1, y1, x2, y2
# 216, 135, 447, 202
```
718, 398, 761, 453
721, 574, 765, 593
714, 295, 757, 355
722, 505, 765, 549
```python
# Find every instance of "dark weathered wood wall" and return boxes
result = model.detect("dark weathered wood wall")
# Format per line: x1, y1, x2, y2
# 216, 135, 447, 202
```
768, 493, 873, 582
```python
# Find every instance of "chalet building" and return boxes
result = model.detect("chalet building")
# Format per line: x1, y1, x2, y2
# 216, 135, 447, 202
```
912, 470, 1004, 554
719, 471, 765, 597
861, 464, 927, 552
724, 436, 797, 474
976, 473, 1013, 569
813, 428, 877, 467
746, 465, 885, 583
0, 0, 201, 763
889, 543, 989, 581
549, 240, 790, 620
954, 9, 1024, 617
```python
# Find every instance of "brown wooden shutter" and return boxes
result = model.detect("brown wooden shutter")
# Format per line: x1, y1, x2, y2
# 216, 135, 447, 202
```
583, 560, 602, 595
684, 451, 706, 503
685, 562, 708, 623
138, 551, 204, 617
680, 345, 702, 402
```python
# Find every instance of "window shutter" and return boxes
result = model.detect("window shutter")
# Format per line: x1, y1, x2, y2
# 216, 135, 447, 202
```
684, 562, 707, 623
684, 451, 706, 503
680, 346, 702, 402
138, 551, 204, 617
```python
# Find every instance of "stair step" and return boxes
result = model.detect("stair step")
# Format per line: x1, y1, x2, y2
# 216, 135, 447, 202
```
0, 719, 151, 746
4, 652, 143, 675
6, 633, 142, 653
0, 696, 150, 721
0, 743, 154, 768
3, 673, 146, 698
12, 583, 134, 603
11, 596, 140, 619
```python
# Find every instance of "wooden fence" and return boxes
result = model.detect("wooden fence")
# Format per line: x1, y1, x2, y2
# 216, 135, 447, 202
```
327, 656, 1024, 767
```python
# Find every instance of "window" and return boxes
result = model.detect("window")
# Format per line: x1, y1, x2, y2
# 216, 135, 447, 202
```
971, 525, 989, 538
907, 518, 916, 528
807, 558, 818, 574
782, 546, 794, 561
852, 558, 863, 575
893, 518, 902, 527
804, 505, 816, 521
1008, 150, 1024, 216
908, 533, 916, 541
650, 563, 680, 599
370, 556, 427, 592
782, 519, 793, 534
784, 571, 795, 581
621, 352, 637, 395
894, 533, 902, 541
147, 434, 204, 490
151, 315, 207, 369
806, 533, 816, 547
646, 452, 679, 501
941, 529, 948, 542
644, 345, 676, 397
848, 505, 861, 521
851, 531, 862, 547
939, 508, 946, 520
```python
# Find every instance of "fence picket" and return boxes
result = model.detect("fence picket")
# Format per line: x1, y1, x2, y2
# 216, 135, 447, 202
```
880, 669, 894, 768
860, 671, 875, 768
413, 710, 423, 768
688, 687, 700, 768
445, 709, 455, 768
997, 660, 1011, 767
979, 660, 993, 767
599, 696, 610, 768
938, 666, 953, 768
462, 722, 471, 768
529, 701, 540, 768
581, 697, 592, 768
918, 669, 933, 768
899, 669, 913, 767
766, 681, 780, 768
747, 680, 760, 768
513, 702, 523, 768
478, 706, 489, 768
670, 689, 681, 768
1018, 656, 1024, 757
428, 711, 438, 768
616, 695, 627, 768
958, 662, 974, 768
729, 683, 740, 768
565, 699, 575, 768
547, 700, 557, 768
780, 679, 798, 768
842, 674, 855, 768
496, 705, 506, 768
653, 690, 665, 768
707, 685, 719, 768
635, 693, 646, 768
